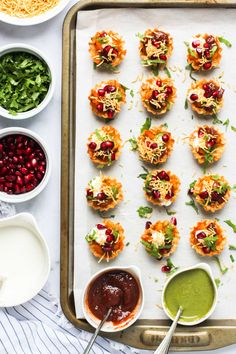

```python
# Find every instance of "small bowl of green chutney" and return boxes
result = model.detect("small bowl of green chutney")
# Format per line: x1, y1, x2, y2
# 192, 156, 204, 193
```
162, 263, 218, 326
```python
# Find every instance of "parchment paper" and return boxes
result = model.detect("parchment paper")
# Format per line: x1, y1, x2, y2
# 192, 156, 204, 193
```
74, 8, 236, 319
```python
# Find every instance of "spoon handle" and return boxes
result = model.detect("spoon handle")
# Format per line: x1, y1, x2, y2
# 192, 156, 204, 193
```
83, 308, 112, 354
154, 307, 182, 354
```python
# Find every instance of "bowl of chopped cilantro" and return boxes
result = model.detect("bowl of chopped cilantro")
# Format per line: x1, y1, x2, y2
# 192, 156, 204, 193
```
0, 43, 55, 119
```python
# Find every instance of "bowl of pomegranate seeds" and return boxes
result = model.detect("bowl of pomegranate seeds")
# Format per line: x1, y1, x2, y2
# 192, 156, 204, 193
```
138, 28, 173, 68
0, 127, 51, 203
187, 79, 224, 115
140, 77, 176, 115
88, 30, 126, 70
190, 175, 230, 212
186, 34, 222, 71
88, 80, 126, 120
85, 220, 125, 262
190, 219, 226, 256
141, 219, 180, 260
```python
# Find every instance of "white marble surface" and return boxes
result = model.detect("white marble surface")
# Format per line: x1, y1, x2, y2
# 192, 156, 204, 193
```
0, 2, 235, 353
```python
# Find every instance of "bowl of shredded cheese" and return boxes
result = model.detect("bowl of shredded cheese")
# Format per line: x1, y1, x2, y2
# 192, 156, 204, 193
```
0, 0, 71, 26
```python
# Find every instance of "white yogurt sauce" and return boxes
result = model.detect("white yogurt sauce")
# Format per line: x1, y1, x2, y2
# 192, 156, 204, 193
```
0, 226, 47, 306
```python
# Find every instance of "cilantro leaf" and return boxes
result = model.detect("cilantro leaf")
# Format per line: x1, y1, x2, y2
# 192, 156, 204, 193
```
185, 199, 199, 214
223, 118, 230, 130
224, 219, 236, 233
137, 206, 153, 218
164, 66, 171, 78
229, 244, 236, 251
218, 36, 232, 48
213, 256, 228, 275
128, 137, 138, 150
231, 126, 236, 132
214, 278, 221, 288
141, 117, 152, 133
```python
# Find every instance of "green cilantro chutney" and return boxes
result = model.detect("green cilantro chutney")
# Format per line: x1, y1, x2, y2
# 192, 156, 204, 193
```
164, 269, 215, 322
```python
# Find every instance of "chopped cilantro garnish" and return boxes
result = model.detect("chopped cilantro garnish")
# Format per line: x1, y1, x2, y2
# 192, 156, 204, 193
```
224, 220, 236, 233
162, 122, 168, 128
184, 41, 189, 48
214, 278, 221, 288
212, 114, 223, 125
130, 89, 134, 98
128, 137, 138, 150
166, 258, 178, 275
185, 199, 199, 214
231, 126, 236, 132
136, 32, 144, 41
126, 242, 130, 247
138, 166, 149, 180
223, 118, 230, 130
137, 206, 153, 218
218, 36, 232, 48
164, 67, 171, 78
120, 84, 129, 91
229, 244, 236, 251
111, 186, 119, 199
203, 235, 218, 251
141, 240, 162, 259
213, 256, 228, 275
210, 45, 218, 57
164, 207, 176, 216
230, 254, 235, 263
0, 52, 51, 114
141, 117, 152, 133
184, 99, 188, 110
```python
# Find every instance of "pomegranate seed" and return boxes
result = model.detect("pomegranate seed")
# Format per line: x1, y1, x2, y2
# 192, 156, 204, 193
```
16, 176, 23, 186
25, 162, 31, 169
152, 39, 160, 47
31, 158, 38, 168
203, 84, 210, 91
152, 90, 159, 100
25, 147, 32, 155
192, 40, 200, 48
158, 171, 170, 181
207, 36, 215, 44
145, 221, 152, 229
211, 191, 221, 201
216, 89, 224, 99
107, 109, 114, 119
14, 185, 21, 194
106, 235, 114, 243
156, 80, 162, 87
170, 217, 177, 225
197, 231, 206, 239
0, 144, 3, 153
202, 247, 211, 254
196, 48, 202, 57
5, 182, 13, 188
150, 143, 158, 149
97, 103, 103, 111
102, 45, 112, 56
102, 245, 113, 253
160, 248, 169, 255
36, 172, 43, 180
1, 167, 7, 175
162, 134, 169, 143
112, 48, 118, 56
97, 192, 106, 201
105, 141, 114, 149
152, 190, 160, 199
165, 191, 174, 199
204, 91, 212, 98
111, 152, 116, 161
151, 54, 157, 60
203, 62, 212, 70
206, 139, 216, 148
105, 85, 116, 93
159, 54, 167, 61
99, 32, 107, 37
105, 229, 112, 235
199, 191, 209, 199
162, 265, 171, 272
204, 50, 211, 59
86, 189, 93, 197
98, 89, 105, 96
198, 128, 205, 137
89, 142, 97, 150
38, 166, 45, 173
190, 93, 198, 101
21, 167, 28, 175
166, 86, 173, 95
6, 175, 16, 182
26, 184, 34, 192
203, 42, 210, 48
97, 224, 106, 230
0, 177, 5, 183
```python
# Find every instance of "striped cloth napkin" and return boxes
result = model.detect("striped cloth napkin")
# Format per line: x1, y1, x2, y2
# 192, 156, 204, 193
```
0, 202, 144, 354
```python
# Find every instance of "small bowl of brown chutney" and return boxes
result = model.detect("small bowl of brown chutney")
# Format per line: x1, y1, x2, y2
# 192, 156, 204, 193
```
82, 265, 144, 332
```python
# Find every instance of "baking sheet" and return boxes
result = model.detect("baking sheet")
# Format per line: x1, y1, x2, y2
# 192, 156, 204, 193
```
74, 8, 236, 320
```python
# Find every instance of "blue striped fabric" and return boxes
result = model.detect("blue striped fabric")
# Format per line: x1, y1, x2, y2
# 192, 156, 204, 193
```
0, 289, 143, 354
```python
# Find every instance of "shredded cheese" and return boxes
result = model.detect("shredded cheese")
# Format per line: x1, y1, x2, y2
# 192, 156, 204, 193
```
91, 89, 122, 113
149, 177, 173, 206
138, 134, 166, 163
0, 0, 59, 18
188, 87, 218, 109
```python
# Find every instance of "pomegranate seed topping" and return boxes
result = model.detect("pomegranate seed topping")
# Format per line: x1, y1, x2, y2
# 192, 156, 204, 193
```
211, 191, 221, 202
16, 176, 23, 186
158, 171, 170, 181
199, 191, 209, 199
206, 36, 215, 44
203, 84, 210, 91
105, 85, 116, 93
150, 143, 158, 149
102, 45, 112, 56
105, 229, 112, 235
160, 248, 168, 255
202, 247, 211, 254
192, 40, 200, 48
161, 265, 171, 272
111, 152, 116, 161
145, 221, 152, 229
152, 39, 160, 48
159, 54, 167, 61
203, 62, 212, 70
97, 192, 106, 201
97, 103, 103, 111
197, 231, 206, 239
100, 32, 107, 37
86, 189, 93, 197
166, 86, 173, 95
203, 42, 210, 48
206, 138, 216, 148
198, 128, 205, 137
170, 217, 177, 226
190, 93, 198, 101
162, 134, 169, 143
106, 235, 114, 243
98, 89, 105, 96
152, 90, 159, 100
112, 48, 118, 56
100, 141, 114, 150
152, 190, 161, 199
204, 50, 211, 59
216, 89, 224, 99
0, 177, 5, 183
165, 191, 174, 199
196, 48, 202, 57
204, 91, 212, 98
107, 109, 114, 119
97, 224, 106, 230
156, 80, 162, 87
102, 245, 113, 253
0, 144, 3, 153
21, 167, 28, 175
6, 175, 16, 182
89, 142, 97, 150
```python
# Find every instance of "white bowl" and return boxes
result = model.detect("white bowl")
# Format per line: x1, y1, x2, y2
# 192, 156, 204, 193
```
0, 43, 55, 120
0, 213, 50, 307
162, 263, 218, 326
0, 0, 71, 26
82, 265, 144, 332
0, 127, 51, 203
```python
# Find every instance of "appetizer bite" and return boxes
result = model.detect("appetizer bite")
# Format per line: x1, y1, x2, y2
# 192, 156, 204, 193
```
141, 219, 180, 260
187, 79, 224, 115
190, 219, 226, 256
143, 169, 180, 206
86, 220, 125, 262
86, 174, 123, 211
88, 30, 126, 69
186, 34, 222, 71
140, 77, 176, 115
139, 28, 173, 68
88, 80, 126, 120
87, 126, 122, 167
189, 125, 225, 165
137, 125, 174, 164
190, 175, 230, 212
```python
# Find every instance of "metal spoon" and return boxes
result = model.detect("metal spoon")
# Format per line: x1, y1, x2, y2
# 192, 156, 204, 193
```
154, 307, 183, 354
83, 308, 112, 354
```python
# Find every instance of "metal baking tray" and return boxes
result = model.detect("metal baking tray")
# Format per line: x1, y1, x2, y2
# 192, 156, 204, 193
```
61, 0, 236, 350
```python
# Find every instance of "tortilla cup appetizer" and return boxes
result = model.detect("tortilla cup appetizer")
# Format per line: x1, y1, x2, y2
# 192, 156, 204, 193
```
89, 80, 126, 120
187, 79, 224, 115
186, 34, 222, 71
86, 175, 123, 211
190, 219, 226, 256
141, 219, 180, 260
191, 175, 230, 212
139, 28, 173, 67
87, 126, 122, 166
140, 77, 176, 115
137, 125, 174, 164
143, 169, 180, 206
86, 220, 125, 262
89, 30, 126, 69
189, 125, 225, 165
